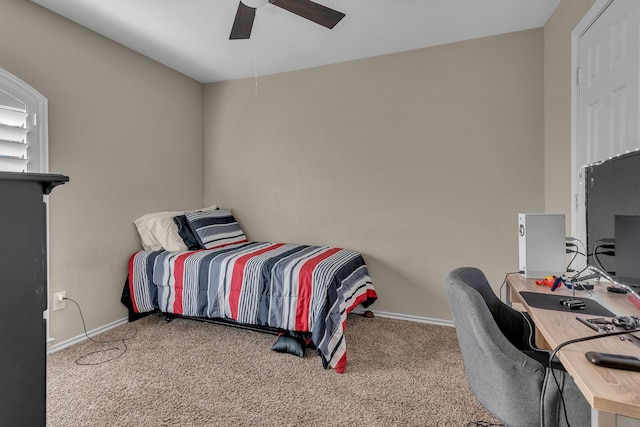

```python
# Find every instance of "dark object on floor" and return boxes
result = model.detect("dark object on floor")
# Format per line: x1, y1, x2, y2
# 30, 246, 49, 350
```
363, 310, 375, 318
607, 286, 628, 294
271, 333, 309, 358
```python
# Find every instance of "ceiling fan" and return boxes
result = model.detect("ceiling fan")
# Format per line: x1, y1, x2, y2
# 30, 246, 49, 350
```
230, 0, 345, 40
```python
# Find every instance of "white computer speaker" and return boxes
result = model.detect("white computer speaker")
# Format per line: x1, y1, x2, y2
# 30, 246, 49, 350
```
518, 213, 566, 278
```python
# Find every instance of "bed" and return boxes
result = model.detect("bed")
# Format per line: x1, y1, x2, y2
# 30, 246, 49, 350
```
122, 206, 377, 373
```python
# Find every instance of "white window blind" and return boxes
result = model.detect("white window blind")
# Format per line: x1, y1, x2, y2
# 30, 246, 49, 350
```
0, 67, 48, 174
0, 90, 30, 172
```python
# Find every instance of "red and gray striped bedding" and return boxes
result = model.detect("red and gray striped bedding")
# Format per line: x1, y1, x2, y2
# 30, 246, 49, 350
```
127, 242, 377, 373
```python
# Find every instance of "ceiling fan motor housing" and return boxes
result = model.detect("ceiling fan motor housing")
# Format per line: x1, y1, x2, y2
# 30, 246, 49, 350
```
240, 0, 269, 8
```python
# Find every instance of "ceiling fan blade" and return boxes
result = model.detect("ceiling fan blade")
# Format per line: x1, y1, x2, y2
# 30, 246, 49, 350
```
229, 1, 256, 40
269, 0, 345, 29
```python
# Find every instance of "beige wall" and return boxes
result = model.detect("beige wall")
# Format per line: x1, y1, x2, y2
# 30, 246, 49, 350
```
544, 0, 596, 226
204, 29, 545, 320
0, 0, 204, 345
1, 0, 598, 341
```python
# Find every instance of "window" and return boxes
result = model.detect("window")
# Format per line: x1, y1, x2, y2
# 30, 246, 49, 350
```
0, 67, 48, 173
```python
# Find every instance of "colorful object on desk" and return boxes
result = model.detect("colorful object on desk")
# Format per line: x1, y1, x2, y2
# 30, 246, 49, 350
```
535, 276, 555, 287
550, 276, 564, 291
535, 275, 563, 290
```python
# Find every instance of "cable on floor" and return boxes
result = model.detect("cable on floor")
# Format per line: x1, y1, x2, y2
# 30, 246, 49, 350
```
64, 297, 137, 365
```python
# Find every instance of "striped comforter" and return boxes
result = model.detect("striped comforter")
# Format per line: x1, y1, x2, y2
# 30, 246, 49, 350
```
127, 242, 377, 373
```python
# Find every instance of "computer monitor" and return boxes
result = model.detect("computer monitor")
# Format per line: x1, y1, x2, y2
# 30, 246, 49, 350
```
585, 150, 640, 290
614, 214, 640, 286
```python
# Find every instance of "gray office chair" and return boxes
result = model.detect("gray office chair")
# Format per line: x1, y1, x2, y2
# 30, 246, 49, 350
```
454, 266, 535, 351
446, 267, 591, 427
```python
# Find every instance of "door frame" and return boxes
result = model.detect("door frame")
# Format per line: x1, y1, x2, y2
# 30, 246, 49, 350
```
570, 0, 615, 242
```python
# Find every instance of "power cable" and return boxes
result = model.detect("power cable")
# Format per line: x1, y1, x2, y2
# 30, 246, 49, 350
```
64, 297, 137, 365
546, 327, 640, 427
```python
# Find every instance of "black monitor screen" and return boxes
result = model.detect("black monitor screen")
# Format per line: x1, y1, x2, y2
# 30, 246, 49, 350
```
585, 150, 640, 287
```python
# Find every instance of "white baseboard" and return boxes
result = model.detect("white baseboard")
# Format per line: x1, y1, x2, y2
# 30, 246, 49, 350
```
47, 309, 452, 354
47, 317, 129, 354
350, 308, 454, 328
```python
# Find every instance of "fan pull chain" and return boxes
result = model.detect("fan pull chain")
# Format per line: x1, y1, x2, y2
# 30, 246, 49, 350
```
254, 52, 259, 95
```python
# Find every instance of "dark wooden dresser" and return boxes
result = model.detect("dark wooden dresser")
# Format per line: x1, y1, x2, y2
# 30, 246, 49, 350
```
0, 171, 68, 426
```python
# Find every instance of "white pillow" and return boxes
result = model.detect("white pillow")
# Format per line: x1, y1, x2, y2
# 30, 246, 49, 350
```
134, 204, 218, 251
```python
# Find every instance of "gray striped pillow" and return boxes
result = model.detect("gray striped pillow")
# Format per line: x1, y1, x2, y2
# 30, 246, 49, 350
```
184, 208, 247, 250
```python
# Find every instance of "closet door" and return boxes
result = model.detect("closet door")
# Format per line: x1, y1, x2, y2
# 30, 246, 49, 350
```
577, 0, 640, 165
573, 0, 640, 243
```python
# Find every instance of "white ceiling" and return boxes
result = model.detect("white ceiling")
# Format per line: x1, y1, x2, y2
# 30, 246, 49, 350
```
31, 0, 560, 84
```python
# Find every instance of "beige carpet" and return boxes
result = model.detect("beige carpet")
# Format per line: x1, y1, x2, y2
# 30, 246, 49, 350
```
47, 313, 500, 426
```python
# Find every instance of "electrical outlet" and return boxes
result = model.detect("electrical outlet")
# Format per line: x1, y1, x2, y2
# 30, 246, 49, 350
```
52, 291, 66, 311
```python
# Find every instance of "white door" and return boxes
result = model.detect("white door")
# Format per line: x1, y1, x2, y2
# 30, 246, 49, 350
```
573, 0, 640, 244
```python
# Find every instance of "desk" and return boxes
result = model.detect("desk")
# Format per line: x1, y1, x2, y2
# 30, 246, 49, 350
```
506, 274, 640, 427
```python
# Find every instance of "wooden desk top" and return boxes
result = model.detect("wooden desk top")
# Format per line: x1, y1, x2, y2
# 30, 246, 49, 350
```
506, 274, 640, 419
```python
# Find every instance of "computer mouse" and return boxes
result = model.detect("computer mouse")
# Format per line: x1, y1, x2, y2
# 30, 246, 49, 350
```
560, 298, 585, 309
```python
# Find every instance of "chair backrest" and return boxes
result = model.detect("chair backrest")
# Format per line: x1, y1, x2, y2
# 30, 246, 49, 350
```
453, 266, 501, 306
446, 267, 546, 427
453, 266, 531, 350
